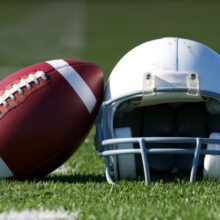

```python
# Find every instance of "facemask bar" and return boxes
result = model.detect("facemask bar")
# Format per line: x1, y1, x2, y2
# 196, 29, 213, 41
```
100, 137, 220, 185
94, 89, 220, 185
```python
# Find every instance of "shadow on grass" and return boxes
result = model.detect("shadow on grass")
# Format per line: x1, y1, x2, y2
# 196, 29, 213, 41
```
13, 171, 204, 185
7, 173, 106, 184
9, 169, 204, 185
40, 174, 106, 184
149, 168, 204, 184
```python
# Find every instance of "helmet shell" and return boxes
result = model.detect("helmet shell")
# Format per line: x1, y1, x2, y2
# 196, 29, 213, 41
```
105, 37, 220, 104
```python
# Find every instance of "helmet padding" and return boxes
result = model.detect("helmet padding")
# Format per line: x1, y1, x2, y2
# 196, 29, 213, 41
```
175, 103, 207, 171
142, 104, 175, 171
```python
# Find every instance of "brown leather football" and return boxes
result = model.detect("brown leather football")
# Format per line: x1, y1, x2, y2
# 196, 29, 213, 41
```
0, 59, 103, 179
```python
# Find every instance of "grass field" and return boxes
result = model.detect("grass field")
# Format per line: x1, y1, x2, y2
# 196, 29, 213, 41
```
0, 1, 220, 219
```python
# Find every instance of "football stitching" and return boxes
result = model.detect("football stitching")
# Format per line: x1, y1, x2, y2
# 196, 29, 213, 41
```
0, 71, 48, 110
0, 83, 51, 121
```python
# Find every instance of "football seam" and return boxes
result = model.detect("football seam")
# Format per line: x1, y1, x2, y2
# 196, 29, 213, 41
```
0, 82, 50, 120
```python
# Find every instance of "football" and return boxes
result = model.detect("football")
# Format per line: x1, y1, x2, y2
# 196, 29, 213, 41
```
0, 59, 104, 179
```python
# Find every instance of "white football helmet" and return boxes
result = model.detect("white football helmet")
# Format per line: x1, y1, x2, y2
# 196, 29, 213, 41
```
94, 37, 220, 184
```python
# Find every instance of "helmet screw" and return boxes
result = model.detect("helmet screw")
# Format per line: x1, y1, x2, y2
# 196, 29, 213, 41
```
146, 73, 151, 79
190, 73, 197, 80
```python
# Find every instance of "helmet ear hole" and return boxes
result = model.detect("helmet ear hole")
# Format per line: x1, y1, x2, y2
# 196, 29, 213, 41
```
203, 132, 220, 180
114, 127, 137, 180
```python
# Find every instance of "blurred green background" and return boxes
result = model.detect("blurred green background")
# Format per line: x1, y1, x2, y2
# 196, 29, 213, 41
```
85, 0, 220, 82
0, 1, 220, 219
0, 0, 219, 82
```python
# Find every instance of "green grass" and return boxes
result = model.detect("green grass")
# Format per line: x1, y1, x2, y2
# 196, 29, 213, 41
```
0, 0, 220, 219
1, 176, 220, 220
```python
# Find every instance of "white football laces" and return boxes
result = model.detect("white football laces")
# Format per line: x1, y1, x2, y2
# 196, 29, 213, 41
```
0, 71, 47, 108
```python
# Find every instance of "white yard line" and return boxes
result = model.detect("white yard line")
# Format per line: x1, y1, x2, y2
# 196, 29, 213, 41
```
0, 208, 79, 220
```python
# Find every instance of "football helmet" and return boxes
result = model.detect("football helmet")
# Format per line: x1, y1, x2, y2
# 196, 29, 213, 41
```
94, 37, 220, 184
